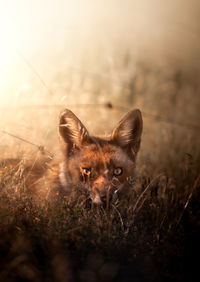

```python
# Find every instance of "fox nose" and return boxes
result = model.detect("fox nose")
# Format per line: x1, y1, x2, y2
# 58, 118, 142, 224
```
92, 175, 113, 204
92, 188, 109, 205
92, 189, 113, 205
93, 193, 102, 205
92, 194, 110, 205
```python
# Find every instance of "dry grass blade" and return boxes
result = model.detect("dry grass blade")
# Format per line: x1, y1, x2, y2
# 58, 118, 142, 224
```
112, 204, 125, 233
176, 174, 200, 227
132, 173, 164, 214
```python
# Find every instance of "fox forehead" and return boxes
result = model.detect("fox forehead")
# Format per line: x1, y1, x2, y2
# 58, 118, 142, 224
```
80, 143, 133, 167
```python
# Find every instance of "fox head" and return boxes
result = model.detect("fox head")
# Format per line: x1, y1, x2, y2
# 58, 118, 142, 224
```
59, 108, 143, 204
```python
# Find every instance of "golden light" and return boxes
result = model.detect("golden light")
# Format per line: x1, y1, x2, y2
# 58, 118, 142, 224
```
0, 0, 93, 105
0, 6, 27, 105
0, 14, 18, 81
0, 0, 199, 107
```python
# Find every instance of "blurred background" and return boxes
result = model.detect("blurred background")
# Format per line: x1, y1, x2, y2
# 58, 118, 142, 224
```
0, 0, 199, 161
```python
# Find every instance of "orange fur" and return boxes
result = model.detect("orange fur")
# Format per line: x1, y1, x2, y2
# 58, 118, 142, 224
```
33, 108, 143, 205
2, 109, 143, 205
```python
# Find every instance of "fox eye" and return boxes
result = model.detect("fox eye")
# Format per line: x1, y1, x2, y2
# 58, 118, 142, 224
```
113, 167, 123, 176
81, 168, 91, 176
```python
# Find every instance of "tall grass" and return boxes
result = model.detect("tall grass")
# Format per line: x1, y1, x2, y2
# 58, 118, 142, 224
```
0, 55, 200, 281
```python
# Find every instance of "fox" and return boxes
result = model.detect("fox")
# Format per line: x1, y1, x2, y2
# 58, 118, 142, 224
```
33, 108, 143, 205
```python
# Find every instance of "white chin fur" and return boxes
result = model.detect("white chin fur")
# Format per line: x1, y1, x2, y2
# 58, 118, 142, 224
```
92, 194, 102, 205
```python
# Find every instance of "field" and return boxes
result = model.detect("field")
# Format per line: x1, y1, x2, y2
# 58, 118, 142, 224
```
0, 52, 200, 282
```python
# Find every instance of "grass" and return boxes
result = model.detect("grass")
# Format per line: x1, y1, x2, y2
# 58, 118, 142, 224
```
0, 141, 200, 282
0, 60, 200, 281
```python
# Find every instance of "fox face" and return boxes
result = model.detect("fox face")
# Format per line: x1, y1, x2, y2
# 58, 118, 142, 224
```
58, 108, 143, 205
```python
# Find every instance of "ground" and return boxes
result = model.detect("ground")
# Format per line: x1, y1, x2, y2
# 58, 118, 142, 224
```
0, 144, 199, 281
0, 63, 200, 282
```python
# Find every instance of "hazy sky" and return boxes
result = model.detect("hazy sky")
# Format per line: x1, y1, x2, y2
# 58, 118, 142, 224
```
0, 0, 200, 103
0, 0, 199, 57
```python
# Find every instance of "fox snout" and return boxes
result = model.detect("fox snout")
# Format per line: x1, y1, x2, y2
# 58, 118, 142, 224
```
91, 176, 116, 205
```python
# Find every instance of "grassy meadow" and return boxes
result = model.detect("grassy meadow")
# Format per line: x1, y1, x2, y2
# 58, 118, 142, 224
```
0, 52, 200, 282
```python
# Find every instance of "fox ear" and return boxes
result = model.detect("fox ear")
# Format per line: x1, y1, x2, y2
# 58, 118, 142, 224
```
59, 109, 89, 155
111, 109, 143, 158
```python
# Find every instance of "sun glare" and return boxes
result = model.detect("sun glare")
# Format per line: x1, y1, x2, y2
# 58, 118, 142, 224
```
0, 12, 21, 100
0, 0, 92, 104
